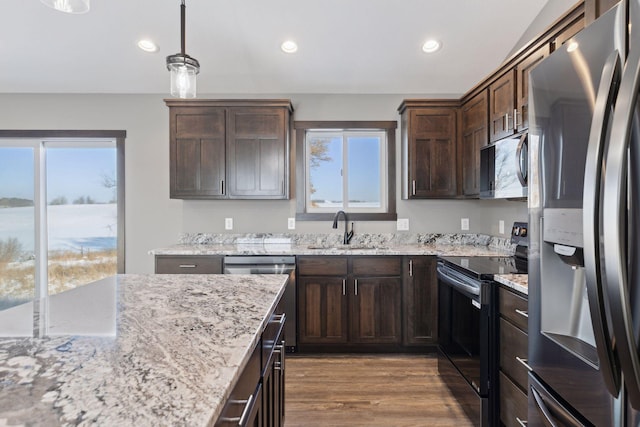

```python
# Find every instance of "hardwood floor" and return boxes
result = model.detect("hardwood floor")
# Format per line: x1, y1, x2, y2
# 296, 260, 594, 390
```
284, 354, 474, 427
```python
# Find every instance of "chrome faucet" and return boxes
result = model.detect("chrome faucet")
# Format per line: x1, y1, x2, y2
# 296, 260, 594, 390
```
332, 210, 354, 245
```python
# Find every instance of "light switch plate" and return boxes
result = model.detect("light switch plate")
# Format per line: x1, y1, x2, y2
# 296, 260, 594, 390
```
461, 218, 469, 231
499, 220, 505, 234
225, 218, 233, 230
288, 217, 296, 230
396, 218, 409, 231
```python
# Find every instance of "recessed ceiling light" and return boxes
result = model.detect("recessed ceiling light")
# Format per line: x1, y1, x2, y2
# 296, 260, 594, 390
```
281, 40, 298, 54
422, 39, 442, 53
138, 39, 159, 53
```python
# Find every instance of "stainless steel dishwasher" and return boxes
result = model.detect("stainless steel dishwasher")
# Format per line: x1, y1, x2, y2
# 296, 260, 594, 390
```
223, 256, 296, 352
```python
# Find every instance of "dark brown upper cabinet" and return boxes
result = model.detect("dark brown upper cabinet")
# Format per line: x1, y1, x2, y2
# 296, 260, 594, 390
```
489, 70, 516, 142
585, 0, 619, 25
165, 99, 293, 200
399, 101, 458, 199
169, 106, 227, 198
460, 90, 488, 197
227, 107, 288, 198
515, 45, 550, 132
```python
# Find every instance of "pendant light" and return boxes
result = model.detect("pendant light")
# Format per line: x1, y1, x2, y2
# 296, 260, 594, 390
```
40, 0, 90, 14
166, 0, 200, 99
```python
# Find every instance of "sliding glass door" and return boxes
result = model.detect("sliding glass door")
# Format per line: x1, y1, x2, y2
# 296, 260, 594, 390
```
0, 137, 123, 336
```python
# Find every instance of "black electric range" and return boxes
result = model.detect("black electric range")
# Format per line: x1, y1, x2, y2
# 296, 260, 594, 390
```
439, 221, 529, 280
438, 255, 526, 280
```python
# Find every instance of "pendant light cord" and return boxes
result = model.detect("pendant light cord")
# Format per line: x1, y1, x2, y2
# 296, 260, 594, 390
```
180, 0, 186, 56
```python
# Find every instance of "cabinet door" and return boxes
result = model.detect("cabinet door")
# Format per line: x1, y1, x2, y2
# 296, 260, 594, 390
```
516, 46, 549, 132
298, 277, 348, 344
350, 276, 402, 344
170, 107, 226, 198
403, 256, 438, 345
408, 108, 457, 198
227, 107, 288, 199
489, 70, 516, 142
461, 91, 488, 197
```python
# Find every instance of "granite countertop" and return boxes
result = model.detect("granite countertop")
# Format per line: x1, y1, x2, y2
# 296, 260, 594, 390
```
494, 274, 528, 295
150, 232, 517, 257
0, 274, 288, 426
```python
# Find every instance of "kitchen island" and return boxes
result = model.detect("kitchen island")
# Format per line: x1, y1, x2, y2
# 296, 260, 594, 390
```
0, 274, 288, 426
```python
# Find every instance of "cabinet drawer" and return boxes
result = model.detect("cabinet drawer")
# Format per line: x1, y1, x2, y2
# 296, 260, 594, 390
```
500, 318, 529, 391
155, 255, 223, 274
499, 371, 528, 427
297, 256, 348, 276
215, 345, 261, 426
499, 286, 528, 332
351, 257, 401, 276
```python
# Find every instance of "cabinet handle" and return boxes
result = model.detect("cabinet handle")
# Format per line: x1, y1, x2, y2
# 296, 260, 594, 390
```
220, 180, 225, 195
272, 313, 286, 326
219, 394, 254, 425
342, 279, 346, 296
515, 309, 529, 318
514, 108, 521, 128
516, 417, 528, 427
409, 259, 413, 277
503, 113, 509, 130
412, 180, 416, 196
179, 264, 197, 268
275, 342, 285, 371
355, 279, 358, 296
515, 356, 533, 371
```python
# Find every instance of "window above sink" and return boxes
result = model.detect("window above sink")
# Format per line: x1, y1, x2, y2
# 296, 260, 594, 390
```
294, 121, 398, 221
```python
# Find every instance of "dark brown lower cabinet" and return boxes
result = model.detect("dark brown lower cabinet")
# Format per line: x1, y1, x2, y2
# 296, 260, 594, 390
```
215, 345, 262, 427
262, 313, 285, 427
403, 256, 438, 346
216, 309, 286, 427
298, 276, 349, 344
297, 256, 407, 350
154, 255, 223, 274
498, 286, 529, 427
350, 276, 402, 344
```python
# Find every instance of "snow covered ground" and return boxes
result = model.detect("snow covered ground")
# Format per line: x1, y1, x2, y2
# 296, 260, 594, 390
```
0, 204, 117, 252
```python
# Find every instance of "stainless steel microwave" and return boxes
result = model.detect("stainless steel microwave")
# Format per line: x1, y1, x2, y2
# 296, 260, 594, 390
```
479, 132, 527, 199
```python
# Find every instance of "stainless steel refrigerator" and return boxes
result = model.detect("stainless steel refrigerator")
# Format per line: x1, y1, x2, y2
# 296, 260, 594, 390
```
529, 0, 640, 425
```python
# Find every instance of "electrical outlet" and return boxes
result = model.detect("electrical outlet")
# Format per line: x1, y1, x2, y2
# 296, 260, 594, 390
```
461, 218, 469, 231
396, 218, 409, 231
499, 220, 505, 234
225, 218, 233, 230
288, 217, 296, 230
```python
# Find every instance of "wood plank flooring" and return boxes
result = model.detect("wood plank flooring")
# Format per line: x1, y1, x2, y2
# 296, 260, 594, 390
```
284, 354, 474, 427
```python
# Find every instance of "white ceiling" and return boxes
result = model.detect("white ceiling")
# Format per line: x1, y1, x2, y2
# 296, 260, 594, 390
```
3, 0, 573, 95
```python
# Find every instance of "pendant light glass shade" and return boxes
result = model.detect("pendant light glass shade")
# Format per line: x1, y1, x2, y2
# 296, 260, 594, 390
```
167, 56, 199, 99
166, 0, 200, 99
40, 0, 90, 14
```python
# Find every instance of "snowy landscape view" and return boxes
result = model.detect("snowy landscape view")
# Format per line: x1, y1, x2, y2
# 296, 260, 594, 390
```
0, 203, 117, 309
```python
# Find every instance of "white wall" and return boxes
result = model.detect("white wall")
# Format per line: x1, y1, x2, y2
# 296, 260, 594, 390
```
0, 93, 527, 273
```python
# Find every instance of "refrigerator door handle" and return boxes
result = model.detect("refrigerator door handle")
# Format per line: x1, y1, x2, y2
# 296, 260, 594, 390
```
583, 50, 621, 396
603, 42, 640, 409
530, 384, 586, 427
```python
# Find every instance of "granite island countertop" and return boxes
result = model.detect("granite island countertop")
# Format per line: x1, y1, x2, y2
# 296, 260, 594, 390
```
0, 274, 288, 426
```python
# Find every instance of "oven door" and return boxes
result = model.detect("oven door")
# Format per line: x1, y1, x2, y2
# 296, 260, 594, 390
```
437, 262, 494, 426
437, 263, 490, 395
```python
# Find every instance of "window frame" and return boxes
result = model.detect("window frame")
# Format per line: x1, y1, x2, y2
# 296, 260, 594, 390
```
295, 121, 397, 221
